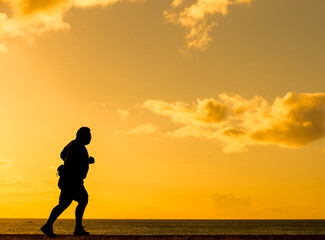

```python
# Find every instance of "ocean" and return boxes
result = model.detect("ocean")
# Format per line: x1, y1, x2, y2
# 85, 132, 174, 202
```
1, 219, 325, 235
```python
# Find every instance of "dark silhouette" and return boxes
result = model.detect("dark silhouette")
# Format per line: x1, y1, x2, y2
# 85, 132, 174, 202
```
41, 127, 95, 238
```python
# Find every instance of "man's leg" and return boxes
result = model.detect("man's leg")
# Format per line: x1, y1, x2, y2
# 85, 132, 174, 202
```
41, 190, 73, 238
74, 184, 89, 235
46, 199, 72, 226
75, 197, 88, 228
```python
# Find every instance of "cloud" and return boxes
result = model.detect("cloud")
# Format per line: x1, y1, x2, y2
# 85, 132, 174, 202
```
212, 193, 250, 218
164, 0, 254, 54
251, 93, 325, 147
0, 159, 12, 168
212, 193, 250, 207
0, 0, 142, 52
141, 92, 325, 152
0, 174, 44, 188
128, 123, 158, 135
142, 98, 229, 127
211, 194, 325, 218
117, 108, 129, 121
0, 0, 254, 53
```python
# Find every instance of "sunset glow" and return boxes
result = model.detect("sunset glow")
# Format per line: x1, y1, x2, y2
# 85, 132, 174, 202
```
0, 0, 325, 219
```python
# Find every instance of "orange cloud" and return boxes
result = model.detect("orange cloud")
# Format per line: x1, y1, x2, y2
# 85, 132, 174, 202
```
142, 98, 229, 127
212, 193, 251, 218
117, 108, 129, 121
251, 92, 325, 147
0, 159, 12, 168
0, 0, 141, 52
141, 92, 325, 152
128, 123, 158, 135
164, 0, 254, 54
0, 0, 255, 53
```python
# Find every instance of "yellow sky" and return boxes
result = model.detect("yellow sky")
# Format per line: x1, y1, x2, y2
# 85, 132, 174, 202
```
1, 0, 325, 219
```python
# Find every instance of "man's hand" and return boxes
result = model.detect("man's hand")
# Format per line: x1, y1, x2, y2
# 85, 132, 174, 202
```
88, 156, 95, 164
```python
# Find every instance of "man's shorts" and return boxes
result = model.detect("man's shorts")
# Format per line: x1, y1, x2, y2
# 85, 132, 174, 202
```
59, 182, 88, 203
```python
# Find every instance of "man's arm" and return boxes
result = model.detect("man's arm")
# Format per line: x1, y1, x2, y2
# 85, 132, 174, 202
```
60, 145, 69, 161
88, 156, 95, 164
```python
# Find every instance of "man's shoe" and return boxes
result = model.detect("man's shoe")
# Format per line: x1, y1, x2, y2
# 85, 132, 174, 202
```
41, 224, 57, 238
74, 227, 90, 236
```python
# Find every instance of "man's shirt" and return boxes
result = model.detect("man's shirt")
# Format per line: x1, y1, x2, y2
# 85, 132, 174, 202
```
61, 140, 90, 182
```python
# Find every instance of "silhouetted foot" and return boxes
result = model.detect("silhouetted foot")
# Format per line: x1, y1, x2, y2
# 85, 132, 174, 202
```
74, 226, 90, 236
41, 224, 57, 238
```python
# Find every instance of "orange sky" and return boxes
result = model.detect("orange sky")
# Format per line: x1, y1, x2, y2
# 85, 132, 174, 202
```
0, 0, 325, 219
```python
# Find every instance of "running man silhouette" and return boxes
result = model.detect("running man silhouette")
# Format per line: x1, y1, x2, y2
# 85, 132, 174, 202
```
41, 127, 95, 238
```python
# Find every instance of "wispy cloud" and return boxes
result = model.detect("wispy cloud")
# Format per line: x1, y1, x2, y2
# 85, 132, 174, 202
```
128, 123, 158, 135
0, 159, 12, 168
0, 0, 143, 52
211, 193, 325, 218
0, 0, 254, 53
212, 193, 250, 217
0, 174, 47, 188
140, 92, 325, 153
164, 0, 254, 54
117, 108, 129, 121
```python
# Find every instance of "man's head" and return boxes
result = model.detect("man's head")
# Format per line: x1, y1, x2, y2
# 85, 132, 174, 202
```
76, 127, 91, 145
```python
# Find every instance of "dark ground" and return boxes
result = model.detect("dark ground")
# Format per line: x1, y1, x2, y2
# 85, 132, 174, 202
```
1, 235, 325, 240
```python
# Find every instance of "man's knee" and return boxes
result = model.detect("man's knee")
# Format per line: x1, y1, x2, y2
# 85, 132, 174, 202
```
81, 197, 88, 206
58, 199, 72, 209
77, 196, 88, 207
